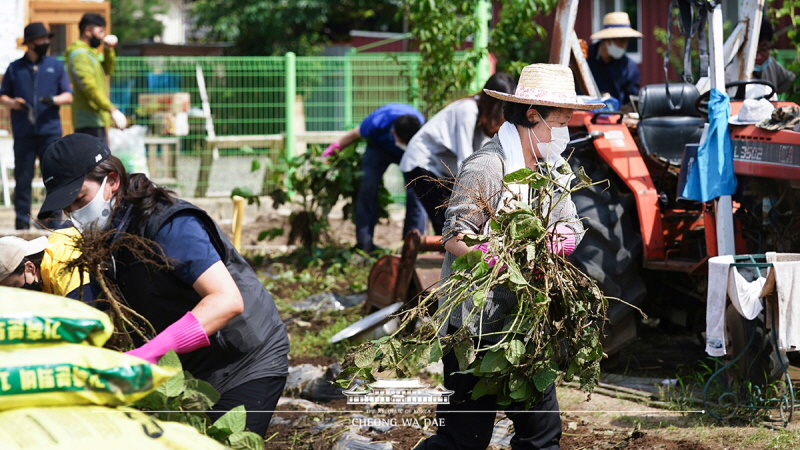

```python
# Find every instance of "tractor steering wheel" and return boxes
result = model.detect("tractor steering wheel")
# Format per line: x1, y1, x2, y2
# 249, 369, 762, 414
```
695, 79, 776, 115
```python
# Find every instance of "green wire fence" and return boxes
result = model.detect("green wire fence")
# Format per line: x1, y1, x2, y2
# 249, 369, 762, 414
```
103, 53, 429, 198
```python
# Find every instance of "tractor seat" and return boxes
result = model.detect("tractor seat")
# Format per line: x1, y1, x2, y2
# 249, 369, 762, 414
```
637, 83, 705, 166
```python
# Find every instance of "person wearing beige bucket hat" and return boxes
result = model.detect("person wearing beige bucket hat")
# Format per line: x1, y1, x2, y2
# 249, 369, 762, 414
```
587, 11, 644, 107
413, 64, 600, 450
0, 232, 96, 299
0, 236, 48, 290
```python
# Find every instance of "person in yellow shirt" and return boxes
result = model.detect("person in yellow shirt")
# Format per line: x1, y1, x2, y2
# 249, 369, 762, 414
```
0, 231, 97, 300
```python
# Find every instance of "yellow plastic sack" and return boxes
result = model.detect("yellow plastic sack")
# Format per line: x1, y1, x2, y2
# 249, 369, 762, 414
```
0, 287, 113, 347
0, 406, 230, 449
0, 343, 176, 410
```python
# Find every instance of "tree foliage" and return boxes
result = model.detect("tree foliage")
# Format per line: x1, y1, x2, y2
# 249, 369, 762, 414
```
190, 0, 404, 56
490, 0, 557, 74
406, 0, 556, 116
405, 0, 484, 117
770, 0, 800, 101
110, 0, 166, 43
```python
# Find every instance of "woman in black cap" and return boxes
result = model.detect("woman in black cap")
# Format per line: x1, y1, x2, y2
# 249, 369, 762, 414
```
37, 133, 289, 437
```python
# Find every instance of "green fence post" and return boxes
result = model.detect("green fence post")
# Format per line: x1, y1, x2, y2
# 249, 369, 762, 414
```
344, 49, 354, 128
471, 0, 491, 92
283, 52, 297, 193
410, 57, 420, 113
285, 52, 296, 160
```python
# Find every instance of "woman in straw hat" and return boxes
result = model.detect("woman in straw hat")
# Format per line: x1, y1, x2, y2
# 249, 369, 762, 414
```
587, 11, 643, 106
414, 64, 602, 450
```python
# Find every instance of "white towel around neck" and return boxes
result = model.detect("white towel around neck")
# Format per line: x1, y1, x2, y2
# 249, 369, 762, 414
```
497, 122, 527, 206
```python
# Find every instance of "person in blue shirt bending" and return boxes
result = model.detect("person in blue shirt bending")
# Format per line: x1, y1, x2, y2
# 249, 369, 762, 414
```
323, 103, 427, 253
0, 23, 72, 229
587, 12, 643, 108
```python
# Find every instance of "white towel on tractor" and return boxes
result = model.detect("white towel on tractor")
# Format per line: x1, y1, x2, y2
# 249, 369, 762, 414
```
766, 252, 800, 351
705, 255, 766, 356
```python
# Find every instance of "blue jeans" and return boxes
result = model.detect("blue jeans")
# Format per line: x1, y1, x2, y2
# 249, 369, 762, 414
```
355, 145, 427, 252
13, 134, 59, 229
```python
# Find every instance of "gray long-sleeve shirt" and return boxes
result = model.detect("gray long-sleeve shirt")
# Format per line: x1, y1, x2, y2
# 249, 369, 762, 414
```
440, 135, 584, 341
400, 97, 489, 177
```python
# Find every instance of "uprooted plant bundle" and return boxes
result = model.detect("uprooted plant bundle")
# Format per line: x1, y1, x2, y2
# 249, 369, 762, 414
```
62, 228, 169, 351
337, 164, 609, 408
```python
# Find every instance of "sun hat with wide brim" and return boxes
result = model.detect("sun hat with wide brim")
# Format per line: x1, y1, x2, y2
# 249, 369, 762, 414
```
483, 64, 605, 111
757, 105, 800, 131
590, 12, 644, 40
728, 98, 775, 125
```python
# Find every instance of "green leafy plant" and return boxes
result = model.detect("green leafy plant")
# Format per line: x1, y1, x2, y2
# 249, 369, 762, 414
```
133, 351, 264, 449
337, 165, 608, 407
264, 144, 392, 255
771, 0, 800, 102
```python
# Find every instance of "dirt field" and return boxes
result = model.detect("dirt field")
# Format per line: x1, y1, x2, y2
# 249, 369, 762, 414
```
263, 339, 799, 450
223, 208, 800, 449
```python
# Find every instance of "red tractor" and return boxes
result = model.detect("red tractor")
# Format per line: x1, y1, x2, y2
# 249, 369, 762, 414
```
361, 1, 799, 377
566, 81, 800, 359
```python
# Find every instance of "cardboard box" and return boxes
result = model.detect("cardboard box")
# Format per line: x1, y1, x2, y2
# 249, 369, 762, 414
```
151, 112, 189, 136
138, 93, 190, 114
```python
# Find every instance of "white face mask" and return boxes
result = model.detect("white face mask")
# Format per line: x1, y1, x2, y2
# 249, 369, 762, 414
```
528, 114, 570, 162
395, 140, 408, 151
606, 41, 626, 60
69, 176, 116, 232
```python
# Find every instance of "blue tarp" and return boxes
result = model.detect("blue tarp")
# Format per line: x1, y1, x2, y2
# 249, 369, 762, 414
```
681, 88, 737, 202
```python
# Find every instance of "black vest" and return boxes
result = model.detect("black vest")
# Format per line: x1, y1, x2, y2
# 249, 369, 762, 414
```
112, 199, 288, 390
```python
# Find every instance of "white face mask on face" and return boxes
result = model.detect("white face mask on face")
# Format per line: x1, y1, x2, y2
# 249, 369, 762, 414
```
395, 140, 408, 151
606, 41, 626, 60
528, 113, 570, 162
69, 176, 115, 232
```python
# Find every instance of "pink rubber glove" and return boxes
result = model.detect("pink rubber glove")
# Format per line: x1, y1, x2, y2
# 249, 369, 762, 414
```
125, 312, 210, 364
321, 142, 342, 158
546, 224, 577, 256
474, 242, 500, 268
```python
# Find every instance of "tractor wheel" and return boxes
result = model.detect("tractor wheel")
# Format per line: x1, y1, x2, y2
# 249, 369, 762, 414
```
567, 144, 648, 354
724, 304, 789, 386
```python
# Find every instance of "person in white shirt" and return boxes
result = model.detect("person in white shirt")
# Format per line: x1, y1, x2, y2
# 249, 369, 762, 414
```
725, 17, 796, 99
400, 73, 515, 235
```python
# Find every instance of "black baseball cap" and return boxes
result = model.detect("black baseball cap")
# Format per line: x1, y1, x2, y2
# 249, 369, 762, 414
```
38, 134, 110, 220
23, 23, 53, 44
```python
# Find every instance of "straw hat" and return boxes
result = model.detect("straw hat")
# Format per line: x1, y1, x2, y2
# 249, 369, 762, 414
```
483, 64, 604, 111
590, 12, 644, 40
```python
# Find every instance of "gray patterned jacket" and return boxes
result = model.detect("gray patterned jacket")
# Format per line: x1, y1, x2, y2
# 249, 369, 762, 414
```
439, 135, 584, 341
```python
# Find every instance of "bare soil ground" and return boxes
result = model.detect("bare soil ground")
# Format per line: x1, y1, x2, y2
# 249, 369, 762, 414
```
221, 205, 409, 252
222, 209, 800, 449
264, 339, 799, 450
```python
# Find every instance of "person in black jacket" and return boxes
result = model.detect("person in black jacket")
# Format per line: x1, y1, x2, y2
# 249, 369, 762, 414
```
37, 133, 289, 437
0, 22, 72, 229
